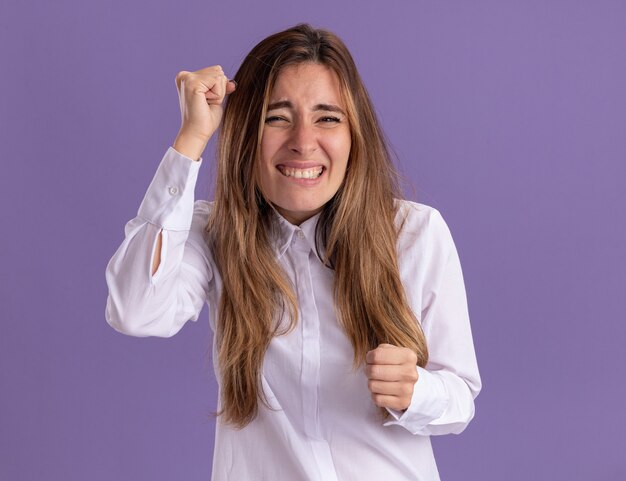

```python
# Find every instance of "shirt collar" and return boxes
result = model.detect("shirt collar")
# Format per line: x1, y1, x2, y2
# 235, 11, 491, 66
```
270, 207, 325, 263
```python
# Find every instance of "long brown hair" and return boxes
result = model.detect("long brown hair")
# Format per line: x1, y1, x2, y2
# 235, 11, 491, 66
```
205, 23, 428, 429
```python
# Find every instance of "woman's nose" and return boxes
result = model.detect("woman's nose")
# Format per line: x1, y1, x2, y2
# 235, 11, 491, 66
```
287, 121, 318, 157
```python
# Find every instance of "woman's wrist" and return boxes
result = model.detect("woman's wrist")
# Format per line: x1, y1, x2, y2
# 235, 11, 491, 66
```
172, 131, 209, 162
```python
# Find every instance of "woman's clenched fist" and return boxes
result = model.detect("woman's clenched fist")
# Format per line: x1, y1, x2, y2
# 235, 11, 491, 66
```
365, 343, 419, 412
174, 65, 237, 143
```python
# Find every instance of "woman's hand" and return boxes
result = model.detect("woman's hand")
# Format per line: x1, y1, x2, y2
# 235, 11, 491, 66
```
174, 65, 237, 145
365, 343, 419, 412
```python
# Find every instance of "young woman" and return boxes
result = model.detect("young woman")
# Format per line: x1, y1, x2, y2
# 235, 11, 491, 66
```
105, 23, 481, 481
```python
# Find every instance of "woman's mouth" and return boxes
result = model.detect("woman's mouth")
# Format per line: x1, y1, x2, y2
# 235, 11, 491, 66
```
277, 165, 325, 179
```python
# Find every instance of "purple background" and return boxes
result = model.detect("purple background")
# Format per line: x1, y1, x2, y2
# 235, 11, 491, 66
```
2, 1, 625, 480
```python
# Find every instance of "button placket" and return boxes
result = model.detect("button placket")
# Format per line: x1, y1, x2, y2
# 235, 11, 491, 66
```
292, 242, 322, 440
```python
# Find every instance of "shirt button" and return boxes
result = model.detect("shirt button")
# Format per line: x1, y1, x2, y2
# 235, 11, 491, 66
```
296, 230, 304, 239
168, 186, 179, 196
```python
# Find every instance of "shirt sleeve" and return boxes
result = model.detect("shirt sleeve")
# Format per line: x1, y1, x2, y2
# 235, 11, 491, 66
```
384, 208, 482, 435
104, 146, 214, 338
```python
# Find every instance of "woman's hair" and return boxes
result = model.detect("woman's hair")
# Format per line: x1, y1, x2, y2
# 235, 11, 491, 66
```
205, 22, 428, 429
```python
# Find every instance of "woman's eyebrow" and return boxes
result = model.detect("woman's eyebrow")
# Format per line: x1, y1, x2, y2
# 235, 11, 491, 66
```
267, 100, 345, 115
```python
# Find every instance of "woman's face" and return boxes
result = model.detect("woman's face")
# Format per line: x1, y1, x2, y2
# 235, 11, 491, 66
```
258, 62, 352, 225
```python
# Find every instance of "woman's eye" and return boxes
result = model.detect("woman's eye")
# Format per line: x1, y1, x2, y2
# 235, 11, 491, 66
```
265, 116, 286, 123
264, 116, 341, 124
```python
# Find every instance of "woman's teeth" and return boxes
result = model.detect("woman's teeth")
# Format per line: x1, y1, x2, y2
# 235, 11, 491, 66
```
278, 166, 324, 179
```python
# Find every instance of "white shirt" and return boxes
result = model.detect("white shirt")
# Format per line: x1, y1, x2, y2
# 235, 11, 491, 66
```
105, 147, 482, 481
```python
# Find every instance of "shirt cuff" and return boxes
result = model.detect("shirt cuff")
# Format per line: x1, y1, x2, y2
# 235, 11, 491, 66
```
383, 366, 450, 434
137, 146, 203, 231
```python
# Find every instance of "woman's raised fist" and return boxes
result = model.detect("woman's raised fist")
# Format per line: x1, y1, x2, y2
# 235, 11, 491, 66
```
174, 65, 237, 142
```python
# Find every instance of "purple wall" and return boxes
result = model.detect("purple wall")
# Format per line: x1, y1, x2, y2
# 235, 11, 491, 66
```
2, 1, 625, 480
